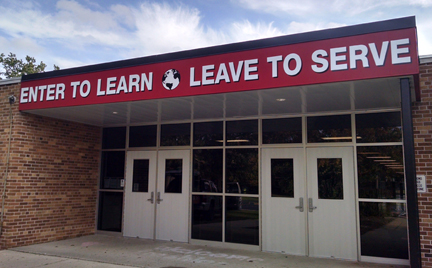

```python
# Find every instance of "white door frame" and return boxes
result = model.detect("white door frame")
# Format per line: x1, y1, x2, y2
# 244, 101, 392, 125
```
123, 149, 190, 242
156, 149, 190, 242
307, 146, 357, 260
262, 146, 357, 260
262, 147, 307, 255
123, 151, 157, 239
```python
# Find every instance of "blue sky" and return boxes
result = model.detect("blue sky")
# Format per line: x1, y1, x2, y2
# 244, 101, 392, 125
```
1, 0, 432, 72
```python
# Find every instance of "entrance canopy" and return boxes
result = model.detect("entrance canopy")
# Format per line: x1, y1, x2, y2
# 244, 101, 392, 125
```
19, 17, 419, 127
23, 78, 403, 126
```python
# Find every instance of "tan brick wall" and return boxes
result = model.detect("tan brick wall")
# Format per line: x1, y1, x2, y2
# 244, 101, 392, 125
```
416, 61, 432, 267
0, 82, 101, 249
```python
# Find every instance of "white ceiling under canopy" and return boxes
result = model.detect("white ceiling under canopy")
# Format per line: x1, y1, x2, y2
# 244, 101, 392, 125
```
23, 77, 409, 127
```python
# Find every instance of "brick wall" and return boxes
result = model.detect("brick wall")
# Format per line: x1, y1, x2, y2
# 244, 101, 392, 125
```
416, 60, 432, 267
0, 81, 101, 249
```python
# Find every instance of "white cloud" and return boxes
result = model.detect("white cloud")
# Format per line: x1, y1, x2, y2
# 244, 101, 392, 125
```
229, 21, 283, 42
129, 2, 215, 56
285, 21, 345, 34
233, 0, 432, 16
1, 0, 430, 71
417, 17, 432, 56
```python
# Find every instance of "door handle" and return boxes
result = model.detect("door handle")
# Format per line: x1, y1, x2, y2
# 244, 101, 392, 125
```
295, 197, 304, 212
147, 192, 154, 204
157, 192, 163, 204
309, 198, 317, 212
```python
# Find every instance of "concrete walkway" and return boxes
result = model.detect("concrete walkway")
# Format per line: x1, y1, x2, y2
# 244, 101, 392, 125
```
0, 234, 408, 268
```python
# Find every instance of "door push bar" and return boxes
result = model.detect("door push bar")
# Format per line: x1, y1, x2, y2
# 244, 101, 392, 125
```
308, 198, 317, 212
147, 192, 154, 204
157, 192, 163, 204
295, 197, 304, 212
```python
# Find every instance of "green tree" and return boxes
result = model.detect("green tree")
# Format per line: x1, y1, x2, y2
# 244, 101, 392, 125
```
0, 52, 59, 79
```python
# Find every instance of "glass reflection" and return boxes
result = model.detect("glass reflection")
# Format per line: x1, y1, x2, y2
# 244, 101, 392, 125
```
225, 197, 259, 245
262, 117, 302, 144
226, 149, 258, 194
193, 149, 223, 193
129, 125, 157, 147
357, 146, 405, 199
165, 159, 182, 193
307, 114, 351, 143
132, 159, 149, 192
360, 202, 408, 259
193, 121, 223, 146
318, 158, 343, 199
160, 123, 190, 146
271, 159, 294, 198
102, 127, 126, 149
192, 195, 222, 241
356, 112, 402, 143
226, 120, 258, 146
100, 151, 125, 190
98, 191, 123, 232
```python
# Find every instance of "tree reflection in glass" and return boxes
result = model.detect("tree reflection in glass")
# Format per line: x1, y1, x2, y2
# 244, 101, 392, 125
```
271, 159, 294, 198
193, 121, 223, 147
193, 149, 223, 193
262, 117, 302, 144
307, 114, 351, 143
225, 149, 258, 194
356, 112, 402, 143
160, 123, 190, 146
317, 158, 343, 199
226, 120, 258, 146
357, 146, 405, 199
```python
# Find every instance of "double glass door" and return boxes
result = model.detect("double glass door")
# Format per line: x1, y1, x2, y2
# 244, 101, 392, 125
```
123, 150, 190, 242
262, 147, 357, 260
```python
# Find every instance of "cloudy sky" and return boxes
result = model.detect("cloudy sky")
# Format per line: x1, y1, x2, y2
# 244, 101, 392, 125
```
1, 0, 432, 72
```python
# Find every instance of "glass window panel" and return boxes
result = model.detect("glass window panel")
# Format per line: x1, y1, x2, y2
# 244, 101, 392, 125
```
225, 197, 259, 245
356, 112, 402, 143
97, 191, 123, 232
102, 127, 126, 149
307, 114, 351, 143
193, 149, 222, 193
271, 159, 294, 198
100, 151, 125, 190
357, 146, 405, 199
132, 159, 149, 192
160, 123, 190, 146
165, 159, 182, 193
226, 120, 258, 146
129, 125, 157, 147
318, 158, 343, 199
192, 195, 222, 241
193, 121, 223, 147
226, 149, 258, 195
360, 202, 408, 259
262, 117, 302, 144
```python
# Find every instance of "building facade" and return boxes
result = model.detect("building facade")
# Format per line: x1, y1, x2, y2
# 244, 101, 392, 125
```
0, 16, 431, 267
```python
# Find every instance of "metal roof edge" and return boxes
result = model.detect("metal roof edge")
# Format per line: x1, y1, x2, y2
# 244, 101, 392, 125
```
0, 77, 21, 86
420, 55, 432, 64
22, 16, 416, 82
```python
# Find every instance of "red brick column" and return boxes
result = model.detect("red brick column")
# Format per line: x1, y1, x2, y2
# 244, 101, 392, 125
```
0, 82, 101, 249
416, 61, 432, 267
